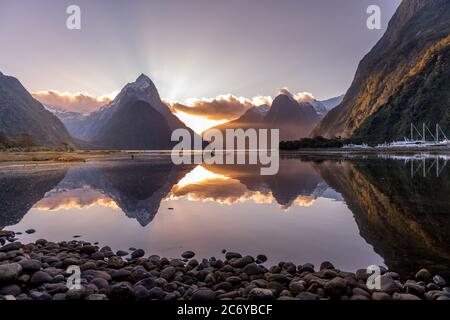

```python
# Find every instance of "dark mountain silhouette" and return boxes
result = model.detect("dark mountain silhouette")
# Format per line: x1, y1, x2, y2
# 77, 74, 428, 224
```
0, 72, 72, 146
208, 105, 269, 133
315, 158, 450, 278
265, 94, 320, 141
92, 100, 173, 150
0, 167, 68, 229
39, 160, 194, 226
312, 0, 450, 144
203, 158, 324, 209
206, 94, 320, 142
65, 74, 199, 150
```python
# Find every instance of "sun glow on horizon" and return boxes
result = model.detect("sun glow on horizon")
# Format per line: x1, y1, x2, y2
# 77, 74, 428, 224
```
174, 111, 229, 134
175, 165, 230, 188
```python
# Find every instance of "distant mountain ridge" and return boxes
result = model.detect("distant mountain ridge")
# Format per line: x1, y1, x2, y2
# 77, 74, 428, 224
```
206, 94, 320, 141
319, 95, 343, 112
58, 74, 199, 150
0, 72, 71, 146
266, 94, 320, 140
312, 0, 450, 143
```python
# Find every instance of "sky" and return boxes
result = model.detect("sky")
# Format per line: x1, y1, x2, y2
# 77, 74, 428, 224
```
0, 0, 401, 131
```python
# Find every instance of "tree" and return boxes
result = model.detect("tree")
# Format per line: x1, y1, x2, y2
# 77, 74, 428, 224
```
59, 140, 76, 152
14, 132, 37, 148
0, 131, 13, 148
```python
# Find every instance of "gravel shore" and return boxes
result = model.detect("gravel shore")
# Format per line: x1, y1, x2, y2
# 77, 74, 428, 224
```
0, 236, 449, 301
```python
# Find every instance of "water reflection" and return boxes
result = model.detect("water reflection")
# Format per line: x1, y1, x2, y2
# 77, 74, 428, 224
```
32, 160, 194, 226
315, 158, 450, 277
0, 167, 68, 229
0, 155, 449, 278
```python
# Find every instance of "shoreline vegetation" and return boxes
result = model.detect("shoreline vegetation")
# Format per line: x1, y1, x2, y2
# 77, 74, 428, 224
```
1, 147, 450, 166
0, 236, 448, 301
2, 130, 450, 164
0, 151, 121, 165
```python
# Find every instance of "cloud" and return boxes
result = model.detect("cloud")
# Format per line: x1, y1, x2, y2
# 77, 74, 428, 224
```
33, 188, 120, 211
166, 95, 256, 121
32, 90, 119, 114
166, 89, 316, 126
278, 87, 295, 100
277, 87, 316, 103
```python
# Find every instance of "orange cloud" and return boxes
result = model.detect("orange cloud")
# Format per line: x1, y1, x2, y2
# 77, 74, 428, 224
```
166, 94, 270, 121
32, 90, 118, 114
33, 188, 120, 211
278, 87, 316, 103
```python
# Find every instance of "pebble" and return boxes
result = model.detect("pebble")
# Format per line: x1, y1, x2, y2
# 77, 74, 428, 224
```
25, 229, 36, 234
243, 263, 259, 275
132, 285, 150, 300
298, 263, 315, 273
0, 263, 23, 282
148, 287, 166, 300
225, 252, 242, 260
131, 249, 145, 259
87, 294, 108, 300
404, 280, 426, 295
192, 288, 216, 301
30, 291, 52, 300
352, 287, 371, 298
0, 284, 21, 296
107, 256, 125, 269
372, 292, 392, 300
324, 277, 347, 296
296, 292, 319, 300
350, 294, 370, 300
83, 269, 112, 281
378, 275, 401, 294
415, 268, 432, 282
433, 275, 446, 287
0, 230, 15, 238
80, 245, 98, 255
248, 288, 274, 300
320, 261, 335, 270
0, 242, 22, 252
91, 278, 110, 290
116, 250, 128, 257
160, 266, 177, 280
109, 282, 133, 300
181, 251, 195, 259
393, 293, 421, 300
289, 281, 305, 296
1, 240, 448, 301
19, 259, 42, 272
30, 271, 53, 287
256, 254, 268, 263
355, 269, 369, 281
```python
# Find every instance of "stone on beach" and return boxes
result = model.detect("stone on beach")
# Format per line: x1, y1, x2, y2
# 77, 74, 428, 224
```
0, 263, 23, 282
181, 251, 195, 259
131, 249, 145, 259
0, 239, 448, 301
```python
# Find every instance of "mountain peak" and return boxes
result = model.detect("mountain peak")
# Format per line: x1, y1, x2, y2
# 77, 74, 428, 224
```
136, 73, 152, 84
274, 93, 295, 104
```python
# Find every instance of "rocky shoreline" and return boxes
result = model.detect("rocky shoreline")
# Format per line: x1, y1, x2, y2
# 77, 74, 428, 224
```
0, 236, 449, 301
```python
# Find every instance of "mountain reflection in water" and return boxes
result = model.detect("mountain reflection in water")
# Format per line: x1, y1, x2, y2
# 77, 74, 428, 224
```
0, 155, 449, 278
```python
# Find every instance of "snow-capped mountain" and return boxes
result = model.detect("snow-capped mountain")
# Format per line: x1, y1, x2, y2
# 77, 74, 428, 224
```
319, 95, 344, 112
54, 74, 199, 150
296, 94, 328, 117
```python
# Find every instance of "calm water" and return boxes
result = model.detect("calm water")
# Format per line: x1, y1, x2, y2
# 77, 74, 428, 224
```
1, 154, 449, 279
